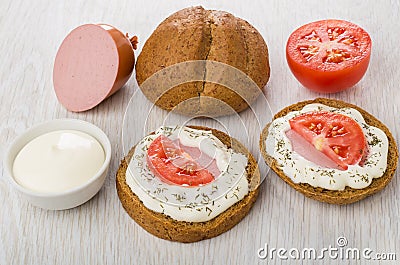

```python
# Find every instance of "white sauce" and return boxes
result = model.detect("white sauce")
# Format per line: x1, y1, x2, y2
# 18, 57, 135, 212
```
265, 104, 388, 190
125, 126, 249, 222
13, 130, 105, 193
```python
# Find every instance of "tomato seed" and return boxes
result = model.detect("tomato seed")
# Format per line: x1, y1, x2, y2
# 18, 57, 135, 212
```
303, 30, 321, 42
328, 27, 346, 41
334, 146, 340, 154
299, 45, 319, 61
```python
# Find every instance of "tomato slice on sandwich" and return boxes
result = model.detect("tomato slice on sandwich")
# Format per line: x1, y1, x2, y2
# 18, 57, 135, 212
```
147, 135, 214, 186
289, 112, 366, 170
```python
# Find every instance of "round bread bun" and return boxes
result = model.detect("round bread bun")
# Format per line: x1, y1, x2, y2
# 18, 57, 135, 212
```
135, 6, 270, 117
116, 126, 260, 242
260, 98, 398, 204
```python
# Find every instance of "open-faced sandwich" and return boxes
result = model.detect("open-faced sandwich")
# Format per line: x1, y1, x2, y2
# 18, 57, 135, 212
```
260, 98, 398, 204
117, 126, 260, 242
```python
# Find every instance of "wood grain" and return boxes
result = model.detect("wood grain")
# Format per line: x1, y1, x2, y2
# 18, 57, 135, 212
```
0, 0, 399, 264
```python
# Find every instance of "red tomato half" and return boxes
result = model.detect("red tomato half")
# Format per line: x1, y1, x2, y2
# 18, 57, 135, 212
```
146, 135, 214, 186
286, 19, 372, 93
289, 112, 366, 170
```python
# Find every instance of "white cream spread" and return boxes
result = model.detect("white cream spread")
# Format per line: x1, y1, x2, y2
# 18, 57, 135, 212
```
265, 104, 389, 190
13, 130, 105, 193
125, 126, 249, 222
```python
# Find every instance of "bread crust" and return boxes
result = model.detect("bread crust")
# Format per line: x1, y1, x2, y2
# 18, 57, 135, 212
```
259, 98, 398, 204
135, 6, 270, 117
117, 126, 260, 242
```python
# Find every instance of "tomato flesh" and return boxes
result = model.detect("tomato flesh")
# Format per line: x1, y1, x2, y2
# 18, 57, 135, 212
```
289, 112, 366, 170
286, 19, 372, 93
146, 135, 215, 186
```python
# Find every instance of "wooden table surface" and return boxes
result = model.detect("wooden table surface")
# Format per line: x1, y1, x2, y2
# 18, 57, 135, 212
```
1, 0, 399, 264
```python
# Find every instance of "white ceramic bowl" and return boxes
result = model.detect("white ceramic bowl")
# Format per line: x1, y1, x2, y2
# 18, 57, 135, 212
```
4, 119, 111, 210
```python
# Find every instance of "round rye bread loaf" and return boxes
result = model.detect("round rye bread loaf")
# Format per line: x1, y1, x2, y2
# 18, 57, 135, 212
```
135, 6, 270, 117
260, 98, 398, 204
116, 126, 261, 242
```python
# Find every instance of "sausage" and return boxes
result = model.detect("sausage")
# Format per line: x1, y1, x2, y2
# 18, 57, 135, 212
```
53, 24, 137, 112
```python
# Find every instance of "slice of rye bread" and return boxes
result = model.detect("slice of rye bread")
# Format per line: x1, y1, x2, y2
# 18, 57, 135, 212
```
116, 126, 260, 243
259, 98, 398, 204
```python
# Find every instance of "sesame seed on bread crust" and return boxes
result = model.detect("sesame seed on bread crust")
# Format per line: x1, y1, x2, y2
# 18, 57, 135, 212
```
259, 98, 398, 204
117, 126, 260, 242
